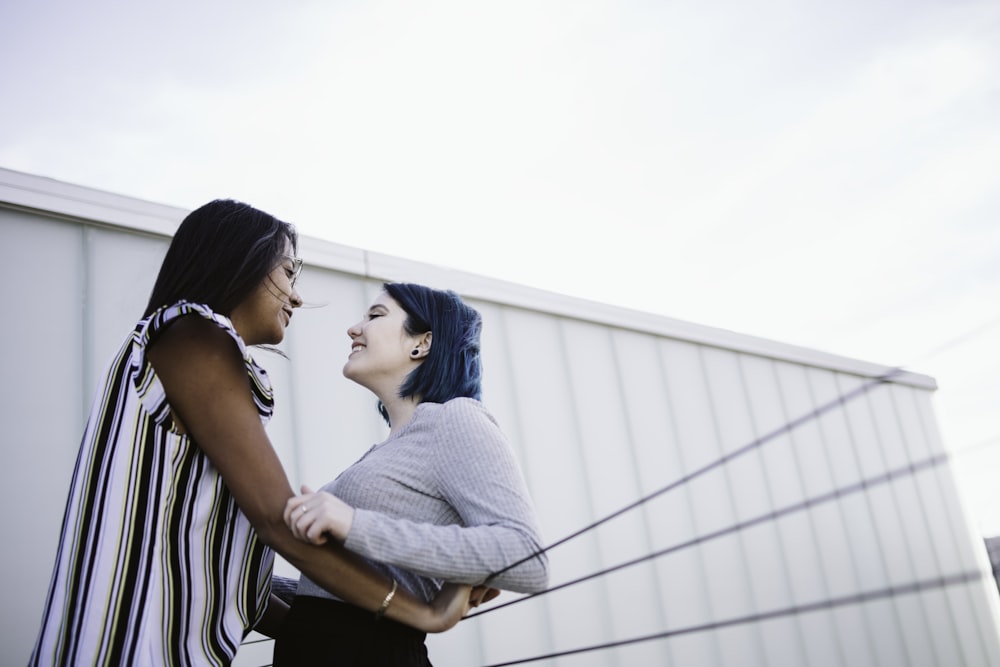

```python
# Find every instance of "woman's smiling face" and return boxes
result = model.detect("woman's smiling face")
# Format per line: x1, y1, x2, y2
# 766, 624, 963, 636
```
229, 245, 302, 346
343, 291, 426, 396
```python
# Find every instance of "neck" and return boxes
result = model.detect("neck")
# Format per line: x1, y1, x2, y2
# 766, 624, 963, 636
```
383, 394, 422, 435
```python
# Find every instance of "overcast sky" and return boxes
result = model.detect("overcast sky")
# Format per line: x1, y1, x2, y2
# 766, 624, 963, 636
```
2, 0, 998, 535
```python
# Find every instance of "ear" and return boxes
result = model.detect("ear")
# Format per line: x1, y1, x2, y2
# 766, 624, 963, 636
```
411, 332, 432, 359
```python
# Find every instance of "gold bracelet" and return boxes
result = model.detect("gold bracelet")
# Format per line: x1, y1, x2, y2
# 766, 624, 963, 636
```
375, 579, 398, 620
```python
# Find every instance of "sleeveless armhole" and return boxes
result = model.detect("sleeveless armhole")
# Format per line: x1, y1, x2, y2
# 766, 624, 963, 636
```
131, 301, 274, 430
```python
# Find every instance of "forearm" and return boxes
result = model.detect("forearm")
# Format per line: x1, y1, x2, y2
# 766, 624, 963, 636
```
256, 519, 445, 631
345, 511, 549, 592
147, 320, 466, 632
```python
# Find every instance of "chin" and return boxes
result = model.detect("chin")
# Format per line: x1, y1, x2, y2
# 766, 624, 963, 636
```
343, 362, 367, 383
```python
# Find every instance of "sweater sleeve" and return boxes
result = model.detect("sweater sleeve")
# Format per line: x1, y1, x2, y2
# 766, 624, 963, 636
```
344, 399, 549, 593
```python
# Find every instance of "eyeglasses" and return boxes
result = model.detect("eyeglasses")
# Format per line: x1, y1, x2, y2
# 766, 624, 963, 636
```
284, 256, 304, 286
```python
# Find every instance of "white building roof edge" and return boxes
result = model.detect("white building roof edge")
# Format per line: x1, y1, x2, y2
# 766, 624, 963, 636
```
0, 166, 186, 235
0, 166, 935, 390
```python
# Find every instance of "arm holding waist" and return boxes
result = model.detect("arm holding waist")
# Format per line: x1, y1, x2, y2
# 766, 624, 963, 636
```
148, 316, 470, 632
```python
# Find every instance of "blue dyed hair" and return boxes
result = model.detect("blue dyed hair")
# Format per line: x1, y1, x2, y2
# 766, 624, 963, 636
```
378, 282, 483, 425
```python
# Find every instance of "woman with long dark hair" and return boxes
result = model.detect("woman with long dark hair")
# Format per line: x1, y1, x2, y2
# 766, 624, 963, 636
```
30, 203, 471, 667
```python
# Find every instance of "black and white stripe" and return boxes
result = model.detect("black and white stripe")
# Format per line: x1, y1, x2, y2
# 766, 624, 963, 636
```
31, 302, 275, 667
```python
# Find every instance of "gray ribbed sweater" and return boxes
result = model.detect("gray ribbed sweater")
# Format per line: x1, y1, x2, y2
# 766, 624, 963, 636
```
296, 398, 549, 602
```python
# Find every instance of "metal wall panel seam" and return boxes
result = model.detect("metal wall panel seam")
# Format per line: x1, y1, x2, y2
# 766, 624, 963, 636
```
656, 339, 725, 667
805, 367, 882, 665
554, 316, 618, 666
859, 382, 943, 666
745, 356, 821, 666
81, 225, 93, 420
642, 336, 695, 667
607, 328, 674, 667
884, 385, 975, 665
834, 371, 913, 666
772, 361, 851, 667
471, 303, 516, 667
911, 390, 999, 665
697, 347, 770, 667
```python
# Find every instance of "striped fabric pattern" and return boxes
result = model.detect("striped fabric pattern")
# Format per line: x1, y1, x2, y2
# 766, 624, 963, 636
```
31, 302, 275, 667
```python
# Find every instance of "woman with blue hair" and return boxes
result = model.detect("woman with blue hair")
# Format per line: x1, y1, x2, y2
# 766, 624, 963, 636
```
274, 282, 550, 666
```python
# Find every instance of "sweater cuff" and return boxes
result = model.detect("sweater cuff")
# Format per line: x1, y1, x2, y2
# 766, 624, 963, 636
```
343, 507, 375, 556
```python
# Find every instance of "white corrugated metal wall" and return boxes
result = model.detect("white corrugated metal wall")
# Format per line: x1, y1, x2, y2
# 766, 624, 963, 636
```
3, 167, 999, 666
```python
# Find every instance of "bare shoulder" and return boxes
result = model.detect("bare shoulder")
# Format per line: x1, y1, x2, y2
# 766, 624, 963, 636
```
150, 314, 238, 359
148, 314, 244, 380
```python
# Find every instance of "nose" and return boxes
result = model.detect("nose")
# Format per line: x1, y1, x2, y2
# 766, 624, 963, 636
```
289, 286, 303, 308
347, 321, 362, 338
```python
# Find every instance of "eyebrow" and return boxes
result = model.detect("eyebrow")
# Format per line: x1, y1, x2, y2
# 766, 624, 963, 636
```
368, 304, 389, 314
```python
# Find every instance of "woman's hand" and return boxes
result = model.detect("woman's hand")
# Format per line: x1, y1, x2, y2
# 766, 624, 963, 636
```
425, 583, 473, 633
422, 583, 502, 633
469, 585, 501, 609
284, 485, 355, 544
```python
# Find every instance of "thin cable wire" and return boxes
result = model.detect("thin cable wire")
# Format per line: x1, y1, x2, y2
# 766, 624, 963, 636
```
950, 434, 1000, 457
904, 313, 1000, 366
479, 570, 987, 667
470, 431, 1000, 618
237, 371, 903, 666
242, 437, 1000, 667
240, 636, 272, 646
481, 367, 903, 587
241, 428, 998, 666
242, 438, 1000, 665
242, 314, 1000, 665
242, 392, 997, 665
480, 312, 1000, 589
468, 449, 949, 618
465, 314, 1000, 663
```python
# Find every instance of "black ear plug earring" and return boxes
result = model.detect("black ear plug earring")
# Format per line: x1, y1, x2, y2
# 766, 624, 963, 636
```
411, 349, 420, 357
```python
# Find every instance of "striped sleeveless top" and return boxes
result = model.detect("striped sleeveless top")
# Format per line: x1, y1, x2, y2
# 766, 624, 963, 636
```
30, 302, 275, 667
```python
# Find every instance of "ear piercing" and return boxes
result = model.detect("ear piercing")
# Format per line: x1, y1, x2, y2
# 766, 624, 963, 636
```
411, 349, 420, 358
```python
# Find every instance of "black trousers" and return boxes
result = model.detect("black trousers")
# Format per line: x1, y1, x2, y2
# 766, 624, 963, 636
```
273, 595, 432, 667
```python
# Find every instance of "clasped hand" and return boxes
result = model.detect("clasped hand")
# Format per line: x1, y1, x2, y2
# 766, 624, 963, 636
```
284, 485, 354, 545
282, 484, 503, 622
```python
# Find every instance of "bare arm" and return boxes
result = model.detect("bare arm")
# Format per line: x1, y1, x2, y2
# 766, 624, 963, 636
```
147, 316, 468, 632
